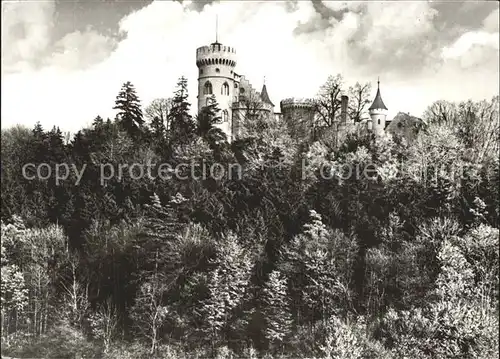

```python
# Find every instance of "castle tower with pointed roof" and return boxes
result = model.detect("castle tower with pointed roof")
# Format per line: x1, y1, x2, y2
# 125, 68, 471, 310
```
368, 78, 388, 136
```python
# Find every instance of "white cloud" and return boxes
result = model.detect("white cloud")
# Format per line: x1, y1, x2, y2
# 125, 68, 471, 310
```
442, 31, 499, 59
1, 0, 55, 72
362, 2, 438, 49
1, 0, 499, 133
48, 28, 116, 70
483, 7, 499, 33
321, 1, 364, 13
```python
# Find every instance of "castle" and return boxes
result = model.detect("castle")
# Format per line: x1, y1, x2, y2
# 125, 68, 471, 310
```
196, 38, 390, 143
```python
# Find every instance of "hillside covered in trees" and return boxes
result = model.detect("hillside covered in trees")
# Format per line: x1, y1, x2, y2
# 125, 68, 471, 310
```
1, 76, 499, 359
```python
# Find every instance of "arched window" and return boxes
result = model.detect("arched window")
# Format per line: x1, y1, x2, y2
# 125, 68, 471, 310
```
221, 82, 229, 96
222, 110, 229, 122
234, 83, 238, 88
203, 81, 212, 95
377, 119, 381, 125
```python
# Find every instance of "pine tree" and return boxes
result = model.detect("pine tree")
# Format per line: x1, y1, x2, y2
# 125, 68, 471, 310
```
113, 81, 144, 140
151, 116, 166, 140
196, 94, 227, 147
70, 131, 91, 162
262, 270, 292, 351
281, 210, 355, 324
32, 121, 46, 140
31, 122, 48, 163
45, 126, 70, 224
92, 115, 104, 129
198, 233, 253, 346
168, 77, 195, 146
148, 115, 167, 155
142, 193, 184, 242
47, 126, 66, 162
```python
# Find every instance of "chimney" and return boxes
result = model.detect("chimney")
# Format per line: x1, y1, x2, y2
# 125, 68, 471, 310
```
340, 95, 348, 125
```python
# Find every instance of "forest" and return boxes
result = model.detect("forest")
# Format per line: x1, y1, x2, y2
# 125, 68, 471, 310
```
1, 75, 499, 359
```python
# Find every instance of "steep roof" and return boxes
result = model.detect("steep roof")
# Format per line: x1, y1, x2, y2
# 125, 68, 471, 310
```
260, 84, 274, 107
369, 80, 388, 111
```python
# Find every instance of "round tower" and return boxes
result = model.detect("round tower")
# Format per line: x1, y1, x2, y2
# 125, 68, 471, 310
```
368, 79, 388, 136
280, 98, 316, 141
196, 41, 237, 140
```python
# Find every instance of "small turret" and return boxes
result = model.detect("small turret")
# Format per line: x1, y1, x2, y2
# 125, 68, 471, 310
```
260, 83, 274, 107
369, 78, 388, 136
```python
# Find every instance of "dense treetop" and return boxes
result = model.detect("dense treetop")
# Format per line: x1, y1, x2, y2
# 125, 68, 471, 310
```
1, 77, 498, 359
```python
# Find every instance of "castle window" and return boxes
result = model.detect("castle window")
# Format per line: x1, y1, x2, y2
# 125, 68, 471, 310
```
221, 82, 229, 96
234, 83, 238, 88
215, 68, 220, 73
239, 87, 245, 94
203, 81, 213, 95
222, 110, 229, 122
378, 119, 380, 125
199, 68, 203, 75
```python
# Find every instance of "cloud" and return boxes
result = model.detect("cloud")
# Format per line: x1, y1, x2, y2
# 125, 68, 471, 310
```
483, 7, 499, 33
293, 1, 441, 78
47, 28, 117, 70
441, 31, 499, 60
1, 0, 56, 72
440, 7, 499, 70
1, 0, 498, 134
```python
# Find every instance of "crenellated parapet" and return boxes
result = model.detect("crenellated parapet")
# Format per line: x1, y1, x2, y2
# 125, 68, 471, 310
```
196, 43, 237, 55
196, 43, 237, 68
280, 98, 316, 110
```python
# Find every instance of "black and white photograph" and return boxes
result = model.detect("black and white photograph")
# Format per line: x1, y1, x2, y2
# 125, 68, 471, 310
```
1, 0, 499, 358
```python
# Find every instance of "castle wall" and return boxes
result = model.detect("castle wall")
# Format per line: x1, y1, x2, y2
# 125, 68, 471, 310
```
280, 99, 316, 142
195, 42, 389, 144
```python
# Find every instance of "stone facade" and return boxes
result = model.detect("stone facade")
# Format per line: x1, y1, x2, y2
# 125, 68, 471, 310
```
196, 40, 392, 143
280, 98, 317, 142
196, 41, 274, 142
196, 42, 237, 139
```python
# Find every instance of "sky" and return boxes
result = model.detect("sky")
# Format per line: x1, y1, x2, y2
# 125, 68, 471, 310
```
2, 0, 499, 133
